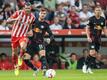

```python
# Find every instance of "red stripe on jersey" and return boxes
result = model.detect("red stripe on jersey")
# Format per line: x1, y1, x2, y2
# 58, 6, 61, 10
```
16, 13, 26, 37
19, 15, 29, 37
12, 11, 23, 37
23, 15, 33, 36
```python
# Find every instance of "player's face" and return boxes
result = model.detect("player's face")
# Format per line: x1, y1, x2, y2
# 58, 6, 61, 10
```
90, 50, 97, 57
25, 6, 31, 14
33, 55, 39, 62
94, 8, 102, 17
39, 11, 47, 20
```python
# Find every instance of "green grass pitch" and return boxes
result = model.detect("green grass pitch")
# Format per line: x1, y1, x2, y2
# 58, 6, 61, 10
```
0, 69, 107, 80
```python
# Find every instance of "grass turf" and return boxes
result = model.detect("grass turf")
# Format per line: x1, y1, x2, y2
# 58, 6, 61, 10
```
0, 69, 107, 80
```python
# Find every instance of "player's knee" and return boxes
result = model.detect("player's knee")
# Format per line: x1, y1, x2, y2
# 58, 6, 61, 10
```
20, 45, 26, 51
20, 42, 27, 49
39, 50, 46, 56
23, 53, 31, 59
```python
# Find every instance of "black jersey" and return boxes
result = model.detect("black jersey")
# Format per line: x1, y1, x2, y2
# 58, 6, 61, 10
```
30, 19, 54, 44
88, 16, 106, 42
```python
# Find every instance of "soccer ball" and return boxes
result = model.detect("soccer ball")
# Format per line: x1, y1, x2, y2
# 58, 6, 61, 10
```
45, 69, 56, 78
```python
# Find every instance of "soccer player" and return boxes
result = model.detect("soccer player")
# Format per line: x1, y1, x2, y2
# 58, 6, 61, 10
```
23, 7, 54, 76
5, 4, 35, 76
82, 6, 107, 74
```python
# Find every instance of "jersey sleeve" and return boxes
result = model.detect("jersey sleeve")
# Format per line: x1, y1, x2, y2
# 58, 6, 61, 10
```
103, 18, 106, 28
87, 17, 93, 27
10, 11, 19, 19
46, 23, 54, 41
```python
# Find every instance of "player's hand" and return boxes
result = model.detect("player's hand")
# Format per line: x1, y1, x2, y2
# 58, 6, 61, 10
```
87, 37, 92, 42
46, 38, 51, 44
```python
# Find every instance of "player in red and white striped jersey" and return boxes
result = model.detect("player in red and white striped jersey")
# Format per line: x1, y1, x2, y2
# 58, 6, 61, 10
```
6, 5, 35, 76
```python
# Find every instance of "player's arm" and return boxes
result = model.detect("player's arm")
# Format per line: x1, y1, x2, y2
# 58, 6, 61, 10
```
27, 24, 34, 37
6, 11, 21, 24
103, 27, 107, 37
102, 19, 107, 37
85, 18, 92, 42
46, 24, 54, 44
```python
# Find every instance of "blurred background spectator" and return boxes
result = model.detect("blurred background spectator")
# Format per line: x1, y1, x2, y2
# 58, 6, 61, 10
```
65, 53, 78, 69
49, 16, 62, 30
67, 6, 80, 29
79, 4, 93, 28
32, 54, 42, 69
0, 53, 13, 70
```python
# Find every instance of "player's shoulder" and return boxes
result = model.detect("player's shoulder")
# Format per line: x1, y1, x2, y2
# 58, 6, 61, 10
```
19, 10, 24, 13
30, 13, 35, 18
44, 20, 49, 25
89, 16, 95, 19
100, 16, 105, 20
89, 16, 96, 21
15, 10, 22, 13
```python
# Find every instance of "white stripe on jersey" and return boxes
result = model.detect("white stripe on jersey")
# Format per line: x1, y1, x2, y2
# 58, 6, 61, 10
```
23, 15, 33, 36
20, 15, 29, 37
12, 12, 23, 37
16, 14, 26, 37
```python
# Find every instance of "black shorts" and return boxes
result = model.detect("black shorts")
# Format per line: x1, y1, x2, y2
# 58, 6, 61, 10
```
26, 43, 45, 58
89, 42, 101, 52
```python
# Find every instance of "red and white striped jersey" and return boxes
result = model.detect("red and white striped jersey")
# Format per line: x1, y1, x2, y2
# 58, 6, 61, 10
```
9, 10, 35, 37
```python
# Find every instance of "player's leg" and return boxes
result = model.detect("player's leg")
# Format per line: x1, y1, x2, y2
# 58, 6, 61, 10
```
87, 42, 100, 73
86, 49, 96, 73
23, 53, 37, 71
38, 44, 48, 76
18, 37, 29, 66
12, 47, 18, 66
39, 50, 47, 70
23, 44, 38, 76
11, 37, 19, 66
82, 42, 96, 74
11, 41, 19, 76
39, 50, 47, 76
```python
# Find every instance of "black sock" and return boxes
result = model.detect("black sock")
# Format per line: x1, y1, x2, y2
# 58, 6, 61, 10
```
24, 59, 37, 71
85, 55, 96, 69
40, 56, 47, 69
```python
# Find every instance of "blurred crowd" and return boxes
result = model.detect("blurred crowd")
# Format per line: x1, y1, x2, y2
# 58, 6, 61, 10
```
0, 48, 107, 70
0, 0, 107, 30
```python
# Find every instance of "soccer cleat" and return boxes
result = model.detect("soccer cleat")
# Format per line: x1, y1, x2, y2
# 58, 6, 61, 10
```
18, 56, 23, 66
87, 68, 93, 74
82, 64, 88, 73
33, 69, 39, 77
43, 69, 46, 76
14, 65, 19, 76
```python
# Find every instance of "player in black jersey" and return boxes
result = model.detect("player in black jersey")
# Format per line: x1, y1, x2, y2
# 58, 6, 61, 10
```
82, 6, 107, 74
23, 7, 54, 76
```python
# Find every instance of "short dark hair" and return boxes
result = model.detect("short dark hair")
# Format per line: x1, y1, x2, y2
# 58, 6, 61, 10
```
82, 4, 88, 7
94, 6, 102, 10
83, 49, 89, 53
40, 7, 48, 12
69, 53, 77, 57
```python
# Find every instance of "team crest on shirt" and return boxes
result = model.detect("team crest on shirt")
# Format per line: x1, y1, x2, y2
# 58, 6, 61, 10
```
34, 28, 40, 32
41, 25, 44, 29
91, 45, 95, 49
101, 22, 104, 26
